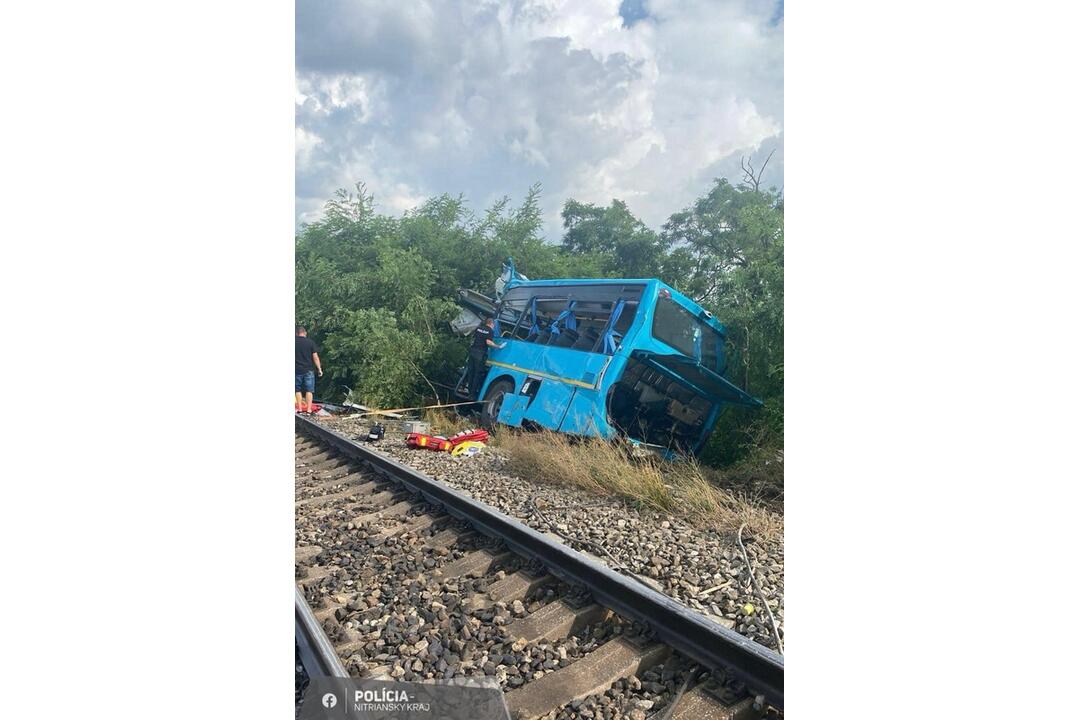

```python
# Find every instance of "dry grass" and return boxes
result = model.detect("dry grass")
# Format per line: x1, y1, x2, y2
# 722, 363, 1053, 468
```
500, 429, 782, 541
421, 408, 476, 435
415, 410, 782, 541
719, 449, 785, 506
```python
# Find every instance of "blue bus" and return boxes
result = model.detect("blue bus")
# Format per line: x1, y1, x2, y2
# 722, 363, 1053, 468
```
452, 261, 761, 456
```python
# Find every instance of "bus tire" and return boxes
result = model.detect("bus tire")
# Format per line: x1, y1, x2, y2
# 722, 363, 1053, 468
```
480, 379, 514, 429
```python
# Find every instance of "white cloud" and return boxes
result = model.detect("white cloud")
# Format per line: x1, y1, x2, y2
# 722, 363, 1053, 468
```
295, 74, 382, 121
295, 0, 783, 234
294, 126, 323, 170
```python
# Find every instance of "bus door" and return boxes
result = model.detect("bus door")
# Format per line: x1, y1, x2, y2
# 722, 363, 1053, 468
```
490, 342, 611, 430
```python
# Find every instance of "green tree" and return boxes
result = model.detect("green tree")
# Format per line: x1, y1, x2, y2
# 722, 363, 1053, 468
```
295, 183, 579, 407
295, 168, 784, 475
661, 172, 784, 466
561, 198, 665, 278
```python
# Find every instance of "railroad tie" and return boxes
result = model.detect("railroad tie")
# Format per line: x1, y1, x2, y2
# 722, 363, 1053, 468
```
435, 549, 511, 580
334, 638, 364, 656
363, 665, 393, 681
505, 600, 610, 644
297, 565, 337, 587
504, 637, 671, 720
468, 571, 557, 612
305, 494, 396, 522
313, 605, 338, 624
296, 468, 360, 492
296, 446, 335, 462
352, 499, 415, 525
295, 545, 323, 564
423, 527, 472, 550
296, 461, 350, 479
303, 474, 367, 494
295, 483, 386, 508
369, 513, 439, 544
332, 490, 400, 515
296, 456, 351, 475
667, 685, 757, 720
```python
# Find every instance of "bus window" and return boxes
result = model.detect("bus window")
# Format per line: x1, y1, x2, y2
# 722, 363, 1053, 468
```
652, 296, 701, 357
652, 296, 725, 365
498, 286, 540, 340
498, 284, 641, 354
701, 332, 726, 373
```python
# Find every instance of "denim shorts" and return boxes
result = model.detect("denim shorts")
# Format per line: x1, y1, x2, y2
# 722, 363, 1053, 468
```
295, 371, 315, 393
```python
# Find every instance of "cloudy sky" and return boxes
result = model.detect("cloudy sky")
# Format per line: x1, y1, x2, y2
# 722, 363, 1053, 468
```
296, 0, 783, 239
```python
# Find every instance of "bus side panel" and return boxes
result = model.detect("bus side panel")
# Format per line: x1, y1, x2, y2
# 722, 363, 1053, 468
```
487, 341, 612, 390
476, 365, 523, 404
558, 388, 614, 438
522, 381, 576, 430
483, 335, 626, 436
497, 392, 530, 427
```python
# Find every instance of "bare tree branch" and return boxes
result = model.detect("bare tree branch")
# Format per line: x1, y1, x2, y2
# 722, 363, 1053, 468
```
741, 149, 777, 192
407, 358, 441, 405
758, 148, 776, 186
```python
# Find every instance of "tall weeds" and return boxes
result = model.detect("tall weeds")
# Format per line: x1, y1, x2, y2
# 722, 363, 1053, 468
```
501, 429, 782, 540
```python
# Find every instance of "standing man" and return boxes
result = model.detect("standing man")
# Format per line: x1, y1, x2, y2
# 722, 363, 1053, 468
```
466, 317, 506, 399
295, 326, 323, 413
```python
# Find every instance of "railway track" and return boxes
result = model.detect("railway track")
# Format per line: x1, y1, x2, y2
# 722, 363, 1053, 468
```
294, 415, 784, 719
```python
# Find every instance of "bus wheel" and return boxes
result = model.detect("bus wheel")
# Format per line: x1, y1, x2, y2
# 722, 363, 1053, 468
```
480, 379, 514, 428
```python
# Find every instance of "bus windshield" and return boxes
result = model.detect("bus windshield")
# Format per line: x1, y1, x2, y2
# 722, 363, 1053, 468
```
652, 296, 724, 371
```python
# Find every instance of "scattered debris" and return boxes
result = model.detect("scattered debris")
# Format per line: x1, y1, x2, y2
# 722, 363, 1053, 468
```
406, 433, 455, 452
407, 428, 490, 453
403, 420, 430, 434
451, 441, 485, 457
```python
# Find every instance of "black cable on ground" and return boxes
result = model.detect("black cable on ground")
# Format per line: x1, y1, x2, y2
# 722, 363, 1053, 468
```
736, 523, 784, 654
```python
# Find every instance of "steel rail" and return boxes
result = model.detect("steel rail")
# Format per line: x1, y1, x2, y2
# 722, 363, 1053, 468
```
295, 584, 349, 679
296, 416, 784, 708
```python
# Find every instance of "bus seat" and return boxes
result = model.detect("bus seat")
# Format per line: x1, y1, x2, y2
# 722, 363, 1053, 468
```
574, 326, 601, 351
553, 327, 579, 347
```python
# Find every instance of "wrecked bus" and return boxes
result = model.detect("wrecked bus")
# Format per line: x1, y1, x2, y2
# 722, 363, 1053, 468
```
451, 261, 761, 457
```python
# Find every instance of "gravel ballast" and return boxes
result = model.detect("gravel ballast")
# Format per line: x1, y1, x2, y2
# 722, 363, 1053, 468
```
308, 415, 784, 652
297, 495, 638, 690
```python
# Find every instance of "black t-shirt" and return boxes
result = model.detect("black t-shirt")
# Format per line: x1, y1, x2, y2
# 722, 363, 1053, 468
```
471, 324, 493, 352
296, 336, 319, 373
